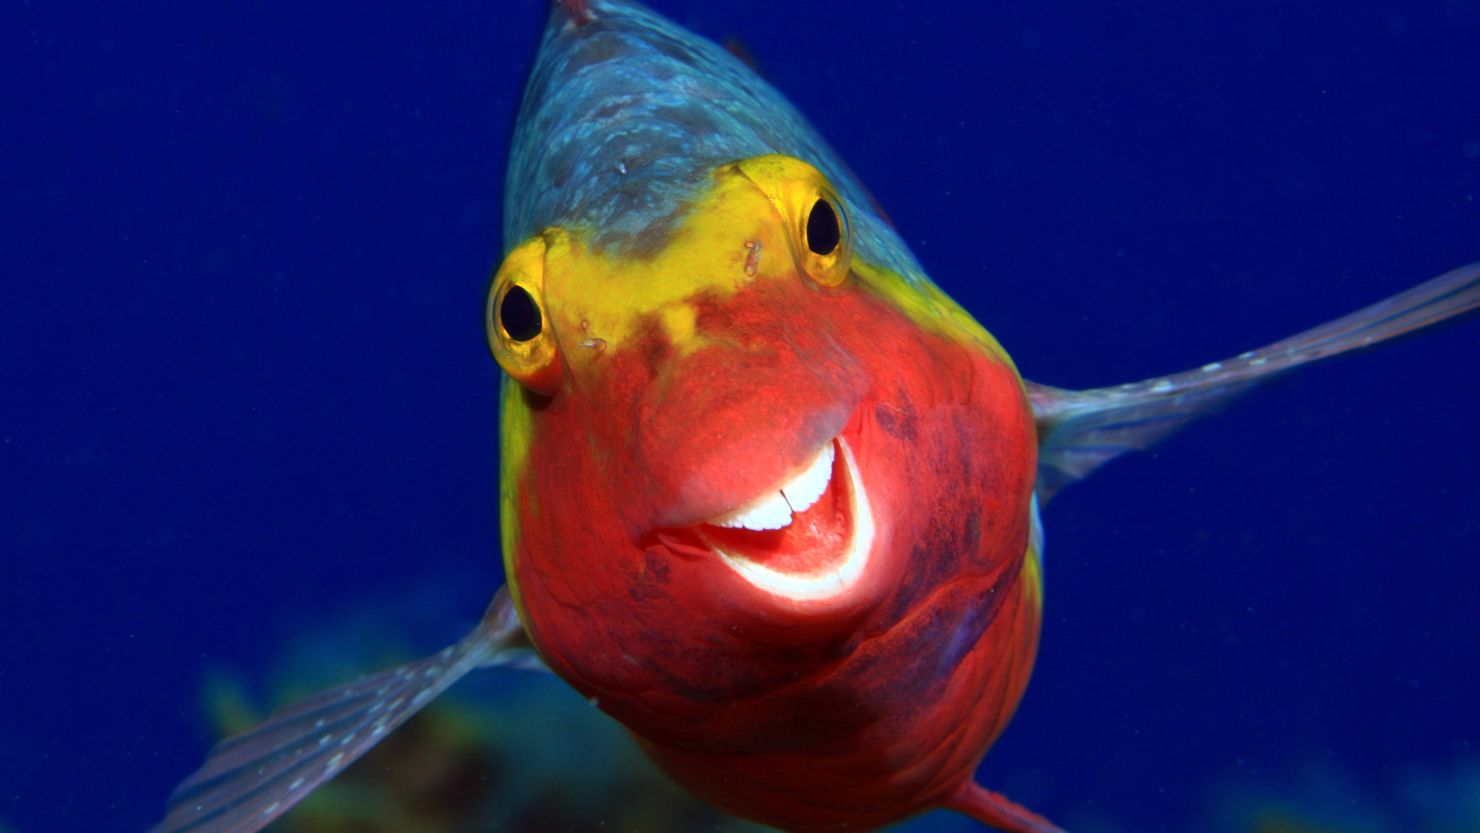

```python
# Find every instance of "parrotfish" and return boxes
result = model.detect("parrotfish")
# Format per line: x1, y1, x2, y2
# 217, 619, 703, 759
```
151, 2, 1480, 832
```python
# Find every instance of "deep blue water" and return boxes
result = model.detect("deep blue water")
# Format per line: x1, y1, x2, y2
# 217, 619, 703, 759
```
4, 2, 1479, 832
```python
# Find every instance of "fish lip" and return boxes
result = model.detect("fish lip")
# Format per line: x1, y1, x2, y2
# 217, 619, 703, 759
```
694, 435, 875, 604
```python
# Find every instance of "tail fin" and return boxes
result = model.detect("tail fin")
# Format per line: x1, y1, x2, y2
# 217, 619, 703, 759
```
150, 587, 538, 833
1029, 262, 1480, 501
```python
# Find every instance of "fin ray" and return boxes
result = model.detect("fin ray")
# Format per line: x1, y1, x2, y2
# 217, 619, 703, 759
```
151, 587, 535, 833
942, 780, 1067, 833
1030, 262, 1480, 500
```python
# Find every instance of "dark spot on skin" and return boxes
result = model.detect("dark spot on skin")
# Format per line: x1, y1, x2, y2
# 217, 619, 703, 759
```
627, 204, 687, 258
651, 104, 723, 140
652, 33, 702, 66
590, 100, 627, 122
547, 139, 578, 190
683, 288, 739, 328
629, 548, 673, 604
929, 574, 1014, 681
519, 385, 554, 411
873, 401, 918, 442
639, 317, 675, 378
962, 508, 982, 553
644, 549, 671, 582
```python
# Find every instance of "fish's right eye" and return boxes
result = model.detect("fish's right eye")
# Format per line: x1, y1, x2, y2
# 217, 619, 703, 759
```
487, 236, 562, 394
499, 285, 543, 342
805, 198, 841, 256
734, 155, 853, 289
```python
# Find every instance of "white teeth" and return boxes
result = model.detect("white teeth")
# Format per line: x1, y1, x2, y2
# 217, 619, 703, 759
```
712, 489, 793, 531
712, 441, 836, 531
780, 442, 833, 515
715, 437, 874, 603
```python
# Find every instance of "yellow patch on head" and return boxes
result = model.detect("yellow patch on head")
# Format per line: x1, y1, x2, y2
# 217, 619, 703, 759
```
659, 302, 699, 354
539, 173, 782, 363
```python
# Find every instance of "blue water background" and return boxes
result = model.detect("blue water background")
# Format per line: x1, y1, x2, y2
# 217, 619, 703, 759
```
4, 2, 1479, 831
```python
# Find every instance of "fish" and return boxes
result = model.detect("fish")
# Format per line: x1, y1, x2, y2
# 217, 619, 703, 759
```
150, 2, 1480, 832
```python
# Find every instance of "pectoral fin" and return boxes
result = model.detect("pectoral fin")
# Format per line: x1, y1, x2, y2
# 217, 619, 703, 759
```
151, 587, 540, 833
1029, 262, 1480, 501
943, 780, 1067, 833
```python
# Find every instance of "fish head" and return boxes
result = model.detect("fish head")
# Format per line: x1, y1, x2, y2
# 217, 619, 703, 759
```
506, 152, 869, 526
488, 0, 1039, 755
490, 154, 1036, 702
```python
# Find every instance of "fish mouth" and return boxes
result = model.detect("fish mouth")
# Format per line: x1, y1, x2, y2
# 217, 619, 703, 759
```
694, 436, 875, 603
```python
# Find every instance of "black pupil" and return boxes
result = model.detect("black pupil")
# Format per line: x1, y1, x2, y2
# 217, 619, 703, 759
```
500, 285, 542, 342
806, 198, 840, 255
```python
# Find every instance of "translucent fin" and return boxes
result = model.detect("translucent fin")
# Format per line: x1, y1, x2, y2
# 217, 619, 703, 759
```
152, 587, 536, 833
1029, 261, 1480, 501
941, 780, 1067, 833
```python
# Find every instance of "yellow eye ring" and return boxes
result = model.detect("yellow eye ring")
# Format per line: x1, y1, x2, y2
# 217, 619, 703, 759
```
486, 236, 562, 394
734, 155, 853, 288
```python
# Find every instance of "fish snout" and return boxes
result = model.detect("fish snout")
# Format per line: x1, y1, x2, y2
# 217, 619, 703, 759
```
631, 341, 866, 532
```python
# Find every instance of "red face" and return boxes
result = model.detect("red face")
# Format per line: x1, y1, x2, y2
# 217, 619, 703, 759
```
491, 159, 1041, 830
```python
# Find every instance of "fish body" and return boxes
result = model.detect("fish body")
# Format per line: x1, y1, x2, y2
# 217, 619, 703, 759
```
150, 3, 1480, 833
496, 3, 1042, 828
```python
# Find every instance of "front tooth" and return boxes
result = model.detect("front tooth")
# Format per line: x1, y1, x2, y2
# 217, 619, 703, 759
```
714, 489, 793, 531
780, 442, 834, 514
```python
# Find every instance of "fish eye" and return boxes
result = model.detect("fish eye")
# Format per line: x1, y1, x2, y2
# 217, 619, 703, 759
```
796, 189, 850, 288
733, 155, 853, 288
805, 198, 840, 256
500, 284, 543, 342
486, 235, 563, 395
